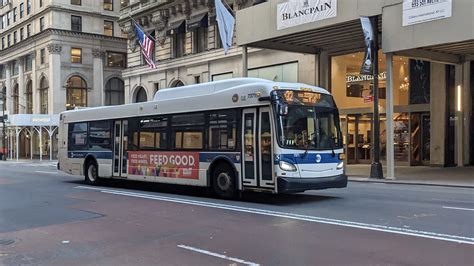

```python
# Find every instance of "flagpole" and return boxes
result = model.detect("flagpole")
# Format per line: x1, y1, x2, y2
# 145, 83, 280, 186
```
129, 15, 157, 42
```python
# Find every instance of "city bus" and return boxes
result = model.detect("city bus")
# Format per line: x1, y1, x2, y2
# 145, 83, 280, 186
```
58, 78, 347, 198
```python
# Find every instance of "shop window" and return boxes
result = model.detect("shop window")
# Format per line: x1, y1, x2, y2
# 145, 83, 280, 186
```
409, 60, 430, 104
331, 51, 410, 110
248, 62, 298, 83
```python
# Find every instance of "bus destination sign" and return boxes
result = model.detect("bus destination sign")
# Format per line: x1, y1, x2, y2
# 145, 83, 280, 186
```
282, 90, 322, 105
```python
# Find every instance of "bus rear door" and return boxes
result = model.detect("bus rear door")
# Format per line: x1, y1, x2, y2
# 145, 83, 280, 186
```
113, 120, 128, 177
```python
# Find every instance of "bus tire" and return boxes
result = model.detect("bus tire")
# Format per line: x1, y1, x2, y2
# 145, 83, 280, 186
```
212, 164, 236, 199
85, 161, 100, 185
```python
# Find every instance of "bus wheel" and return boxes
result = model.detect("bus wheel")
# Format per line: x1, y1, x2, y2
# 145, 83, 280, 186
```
85, 161, 100, 185
212, 164, 236, 199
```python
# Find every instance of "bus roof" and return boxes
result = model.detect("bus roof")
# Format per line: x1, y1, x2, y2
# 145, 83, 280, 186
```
61, 78, 330, 123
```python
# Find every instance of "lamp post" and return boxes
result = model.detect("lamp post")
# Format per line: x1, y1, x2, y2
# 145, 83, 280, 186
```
370, 16, 383, 179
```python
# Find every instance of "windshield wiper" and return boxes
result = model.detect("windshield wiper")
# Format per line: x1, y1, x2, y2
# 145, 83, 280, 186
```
329, 136, 336, 157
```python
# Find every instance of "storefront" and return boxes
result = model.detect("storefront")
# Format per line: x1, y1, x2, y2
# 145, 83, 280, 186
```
4, 114, 59, 160
236, 0, 473, 174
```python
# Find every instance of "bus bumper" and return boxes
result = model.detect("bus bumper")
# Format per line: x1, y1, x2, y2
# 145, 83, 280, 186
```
277, 174, 347, 193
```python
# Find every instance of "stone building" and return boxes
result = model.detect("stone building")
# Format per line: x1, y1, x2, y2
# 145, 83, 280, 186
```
0, 0, 127, 159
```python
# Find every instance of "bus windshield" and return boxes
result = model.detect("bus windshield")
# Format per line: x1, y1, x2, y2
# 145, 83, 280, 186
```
277, 106, 342, 150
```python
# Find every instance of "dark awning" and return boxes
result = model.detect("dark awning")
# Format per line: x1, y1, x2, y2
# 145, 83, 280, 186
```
187, 13, 208, 31
166, 20, 186, 36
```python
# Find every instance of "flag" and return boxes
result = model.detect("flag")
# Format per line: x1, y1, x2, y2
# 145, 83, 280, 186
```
360, 16, 374, 75
215, 0, 235, 54
134, 22, 157, 69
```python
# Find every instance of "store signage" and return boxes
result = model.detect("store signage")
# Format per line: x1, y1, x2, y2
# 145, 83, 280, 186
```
346, 72, 387, 83
402, 0, 452, 26
360, 17, 375, 75
128, 151, 199, 179
277, 0, 337, 30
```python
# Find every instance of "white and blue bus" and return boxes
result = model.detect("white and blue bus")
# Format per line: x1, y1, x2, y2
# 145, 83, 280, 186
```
58, 78, 347, 198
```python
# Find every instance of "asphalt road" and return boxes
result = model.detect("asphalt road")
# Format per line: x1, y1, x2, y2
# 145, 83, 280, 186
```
0, 161, 473, 266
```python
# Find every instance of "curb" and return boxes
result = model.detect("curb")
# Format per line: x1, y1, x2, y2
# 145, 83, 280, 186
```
348, 177, 474, 189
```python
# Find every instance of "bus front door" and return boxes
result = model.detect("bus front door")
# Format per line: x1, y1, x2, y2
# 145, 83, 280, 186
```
113, 120, 128, 178
242, 108, 275, 189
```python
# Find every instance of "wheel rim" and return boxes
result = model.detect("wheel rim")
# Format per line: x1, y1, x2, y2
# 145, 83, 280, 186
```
217, 172, 231, 191
88, 165, 97, 182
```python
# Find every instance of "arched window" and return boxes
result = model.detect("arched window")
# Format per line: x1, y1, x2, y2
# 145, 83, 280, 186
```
105, 77, 124, 106
134, 86, 147, 103
171, 80, 184, 87
66, 75, 87, 110
13, 84, 19, 114
39, 77, 49, 114
26, 80, 33, 114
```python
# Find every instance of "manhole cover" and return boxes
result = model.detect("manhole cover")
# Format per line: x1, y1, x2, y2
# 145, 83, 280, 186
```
0, 239, 14, 246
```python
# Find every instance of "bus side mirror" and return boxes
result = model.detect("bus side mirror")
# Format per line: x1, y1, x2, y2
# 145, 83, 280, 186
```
278, 103, 288, 116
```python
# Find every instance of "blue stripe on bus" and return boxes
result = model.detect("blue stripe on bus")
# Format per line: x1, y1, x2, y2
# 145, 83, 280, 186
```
68, 151, 113, 159
199, 152, 241, 164
278, 153, 340, 164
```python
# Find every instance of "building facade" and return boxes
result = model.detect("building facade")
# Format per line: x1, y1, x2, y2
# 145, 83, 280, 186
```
237, 0, 473, 172
120, 0, 473, 172
0, 0, 127, 159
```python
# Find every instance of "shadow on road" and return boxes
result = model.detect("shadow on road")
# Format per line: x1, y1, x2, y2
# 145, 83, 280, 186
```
65, 179, 341, 206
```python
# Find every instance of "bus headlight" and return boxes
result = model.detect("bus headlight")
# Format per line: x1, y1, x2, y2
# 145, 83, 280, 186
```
337, 161, 344, 169
279, 161, 297, 172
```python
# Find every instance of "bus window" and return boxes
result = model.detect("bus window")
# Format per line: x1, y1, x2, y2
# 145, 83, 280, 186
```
208, 110, 237, 150
68, 122, 88, 151
139, 117, 168, 150
172, 113, 204, 150
89, 121, 112, 151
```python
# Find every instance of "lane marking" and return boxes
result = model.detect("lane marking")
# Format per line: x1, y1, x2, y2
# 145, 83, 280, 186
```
75, 186, 474, 245
443, 206, 474, 212
177, 244, 259, 266
35, 171, 58, 174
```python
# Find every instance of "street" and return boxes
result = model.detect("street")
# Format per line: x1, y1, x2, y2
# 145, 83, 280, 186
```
0, 161, 473, 266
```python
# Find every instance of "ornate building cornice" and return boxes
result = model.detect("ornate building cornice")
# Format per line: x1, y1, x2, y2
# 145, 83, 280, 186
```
46, 44, 62, 54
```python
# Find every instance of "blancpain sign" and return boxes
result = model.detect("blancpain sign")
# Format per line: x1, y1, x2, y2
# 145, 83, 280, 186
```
402, 0, 452, 26
277, 0, 337, 30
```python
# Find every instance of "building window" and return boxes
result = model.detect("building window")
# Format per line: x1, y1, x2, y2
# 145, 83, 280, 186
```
193, 27, 208, 54
40, 48, 45, 64
120, 0, 129, 8
66, 76, 87, 110
20, 28, 24, 41
106, 52, 126, 67
39, 0, 43, 7
1, 37, 4, 50
71, 15, 82, 32
173, 32, 185, 58
134, 87, 147, 103
13, 31, 17, 44
248, 62, 298, 83
26, 80, 33, 114
39, 16, 45, 31
39, 77, 48, 114
27, 0, 31, 15
71, 0, 81, 5
1, 15, 4, 30
13, 7, 17, 23
104, 0, 113, 11
7, 34, 11, 47
26, 24, 31, 37
104, 20, 113, 36
11, 60, 18, 76
13, 84, 19, 114
20, 3, 24, 19
105, 77, 124, 105
25, 54, 33, 71
7, 11, 11, 26
70, 48, 82, 63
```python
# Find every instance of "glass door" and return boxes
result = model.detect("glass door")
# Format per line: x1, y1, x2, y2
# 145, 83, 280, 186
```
113, 120, 128, 177
258, 107, 274, 188
242, 109, 257, 186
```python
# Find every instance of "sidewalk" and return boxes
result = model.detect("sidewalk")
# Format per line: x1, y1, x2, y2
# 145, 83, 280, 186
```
347, 165, 474, 188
